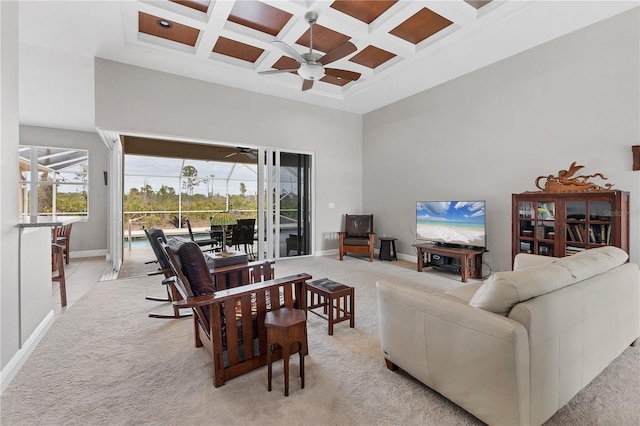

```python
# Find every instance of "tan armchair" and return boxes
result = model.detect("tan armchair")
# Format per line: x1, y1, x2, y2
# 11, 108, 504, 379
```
339, 214, 375, 262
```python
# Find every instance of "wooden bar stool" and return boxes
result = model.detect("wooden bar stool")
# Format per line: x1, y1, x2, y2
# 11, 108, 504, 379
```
51, 243, 67, 307
265, 308, 307, 396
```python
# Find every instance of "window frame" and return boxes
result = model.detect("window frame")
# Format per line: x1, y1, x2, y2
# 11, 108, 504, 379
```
18, 145, 90, 220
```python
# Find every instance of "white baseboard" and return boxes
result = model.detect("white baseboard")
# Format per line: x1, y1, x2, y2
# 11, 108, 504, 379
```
1, 310, 55, 394
70, 249, 107, 259
315, 249, 339, 257
315, 248, 414, 263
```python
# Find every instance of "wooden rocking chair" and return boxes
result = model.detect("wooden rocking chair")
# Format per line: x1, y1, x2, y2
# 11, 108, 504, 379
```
160, 238, 311, 387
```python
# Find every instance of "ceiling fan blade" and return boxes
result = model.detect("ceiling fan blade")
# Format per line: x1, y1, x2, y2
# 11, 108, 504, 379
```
319, 42, 357, 65
324, 68, 361, 81
258, 68, 299, 75
302, 79, 314, 91
273, 40, 307, 64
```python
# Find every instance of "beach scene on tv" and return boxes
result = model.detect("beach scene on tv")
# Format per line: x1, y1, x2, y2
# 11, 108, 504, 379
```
416, 201, 486, 247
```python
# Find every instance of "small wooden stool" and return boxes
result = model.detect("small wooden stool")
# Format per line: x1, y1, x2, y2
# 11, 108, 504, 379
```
307, 278, 354, 335
379, 237, 398, 261
265, 308, 307, 396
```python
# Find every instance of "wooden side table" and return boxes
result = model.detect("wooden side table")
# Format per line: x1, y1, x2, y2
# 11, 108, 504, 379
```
265, 308, 307, 396
379, 237, 398, 261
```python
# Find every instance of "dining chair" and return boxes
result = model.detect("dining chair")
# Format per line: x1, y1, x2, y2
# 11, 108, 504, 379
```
53, 224, 73, 264
51, 243, 67, 307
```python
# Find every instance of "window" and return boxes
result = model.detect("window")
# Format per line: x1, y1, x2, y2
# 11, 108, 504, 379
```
19, 145, 89, 218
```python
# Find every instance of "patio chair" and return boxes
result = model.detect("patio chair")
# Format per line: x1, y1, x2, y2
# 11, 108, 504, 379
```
286, 233, 304, 256
228, 218, 256, 259
185, 218, 219, 252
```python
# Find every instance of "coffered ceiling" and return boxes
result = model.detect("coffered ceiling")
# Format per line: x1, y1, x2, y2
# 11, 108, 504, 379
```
134, 0, 492, 92
17, 1, 638, 130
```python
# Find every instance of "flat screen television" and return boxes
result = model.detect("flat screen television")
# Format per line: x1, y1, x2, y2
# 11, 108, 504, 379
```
416, 200, 486, 249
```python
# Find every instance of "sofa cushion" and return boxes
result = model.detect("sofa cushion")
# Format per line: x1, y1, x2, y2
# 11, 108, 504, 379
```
554, 246, 628, 282
342, 237, 371, 246
469, 263, 574, 316
469, 246, 629, 316
445, 283, 483, 304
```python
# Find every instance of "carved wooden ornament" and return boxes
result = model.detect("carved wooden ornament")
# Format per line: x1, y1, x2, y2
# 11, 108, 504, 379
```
535, 162, 614, 192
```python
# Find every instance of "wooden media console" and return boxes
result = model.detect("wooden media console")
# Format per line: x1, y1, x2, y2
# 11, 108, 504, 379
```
413, 243, 484, 283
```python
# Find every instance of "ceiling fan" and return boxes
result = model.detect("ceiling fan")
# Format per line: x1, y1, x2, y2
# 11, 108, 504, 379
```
224, 147, 257, 160
259, 11, 361, 91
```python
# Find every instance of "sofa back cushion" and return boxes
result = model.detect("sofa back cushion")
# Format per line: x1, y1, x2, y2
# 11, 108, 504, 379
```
554, 245, 628, 281
469, 264, 574, 316
470, 246, 629, 316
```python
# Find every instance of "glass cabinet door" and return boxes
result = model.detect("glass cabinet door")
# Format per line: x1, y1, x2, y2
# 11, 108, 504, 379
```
516, 200, 555, 256
565, 199, 612, 255
535, 201, 555, 256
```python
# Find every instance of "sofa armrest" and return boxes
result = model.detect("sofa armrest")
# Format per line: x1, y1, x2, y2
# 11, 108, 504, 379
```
376, 280, 530, 426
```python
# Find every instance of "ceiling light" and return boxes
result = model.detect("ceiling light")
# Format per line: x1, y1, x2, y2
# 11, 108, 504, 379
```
156, 19, 172, 29
297, 63, 325, 81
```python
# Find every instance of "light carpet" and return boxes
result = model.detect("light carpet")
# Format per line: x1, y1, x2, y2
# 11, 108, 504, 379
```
2, 256, 639, 425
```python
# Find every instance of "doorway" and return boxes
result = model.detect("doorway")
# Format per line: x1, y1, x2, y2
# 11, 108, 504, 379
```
260, 150, 312, 259
104, 134, 313, 272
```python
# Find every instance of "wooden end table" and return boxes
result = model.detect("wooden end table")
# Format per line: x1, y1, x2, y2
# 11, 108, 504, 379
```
265, 308, 307, 396
379, 237, 398, 261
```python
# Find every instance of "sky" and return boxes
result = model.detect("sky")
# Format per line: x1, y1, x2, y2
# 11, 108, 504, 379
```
416, 201, 486, 223
124, 155, 259, 196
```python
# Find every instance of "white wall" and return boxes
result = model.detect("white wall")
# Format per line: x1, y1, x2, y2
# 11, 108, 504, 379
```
19, 125, 109, 256
94, 58, 363, 253
363, 8, 640, 272
1, 0, 21, 372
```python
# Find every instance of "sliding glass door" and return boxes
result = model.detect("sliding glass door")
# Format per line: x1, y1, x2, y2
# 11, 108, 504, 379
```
259, 149, 312, 259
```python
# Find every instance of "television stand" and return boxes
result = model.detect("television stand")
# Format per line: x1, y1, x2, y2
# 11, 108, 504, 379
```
413, 243, 484, 283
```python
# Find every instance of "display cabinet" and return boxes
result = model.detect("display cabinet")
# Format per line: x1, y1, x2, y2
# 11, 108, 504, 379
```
512, 191, 629, 263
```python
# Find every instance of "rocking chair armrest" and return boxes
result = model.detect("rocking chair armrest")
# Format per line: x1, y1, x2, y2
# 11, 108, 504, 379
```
211, 273, 312, 303
171, 273, 312, 309
173, 294, 215, 308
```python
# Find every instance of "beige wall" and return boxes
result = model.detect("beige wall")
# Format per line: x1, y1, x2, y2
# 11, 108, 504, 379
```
363, 8, 640, 272
19, 126, 109, 256
94, 58, 364, 254
1, 0, 21, 372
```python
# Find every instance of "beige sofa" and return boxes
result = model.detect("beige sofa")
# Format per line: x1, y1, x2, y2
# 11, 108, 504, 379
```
377, 246, 639, 426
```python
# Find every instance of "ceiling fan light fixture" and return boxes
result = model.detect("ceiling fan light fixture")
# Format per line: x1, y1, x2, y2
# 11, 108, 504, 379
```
298, 63, 325, 80
156, 19, 172, 29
